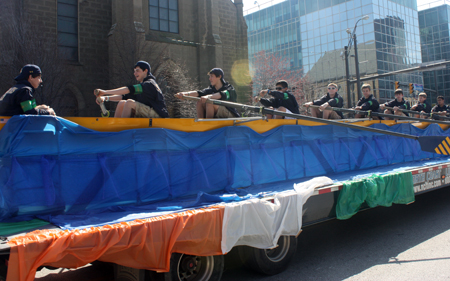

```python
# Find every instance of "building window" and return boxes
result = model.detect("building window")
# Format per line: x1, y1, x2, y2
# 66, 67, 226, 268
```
57, 0, 78, 61
149, 0, 179, 33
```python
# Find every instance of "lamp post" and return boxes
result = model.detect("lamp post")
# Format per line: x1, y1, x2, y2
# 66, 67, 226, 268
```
344, 46, 352, 108
344, 15, 369, 105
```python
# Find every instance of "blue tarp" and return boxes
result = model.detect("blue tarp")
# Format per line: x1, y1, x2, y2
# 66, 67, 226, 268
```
0, 116, 449, 227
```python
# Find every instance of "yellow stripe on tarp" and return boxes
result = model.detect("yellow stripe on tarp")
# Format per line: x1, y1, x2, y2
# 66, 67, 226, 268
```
438, 144, 448, 155
446, 137, 450, 147
442, 140, 450, 155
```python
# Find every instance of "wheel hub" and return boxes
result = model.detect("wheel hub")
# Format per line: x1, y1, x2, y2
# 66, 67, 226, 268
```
265, 236, 290, 262
176, 254, 214, 281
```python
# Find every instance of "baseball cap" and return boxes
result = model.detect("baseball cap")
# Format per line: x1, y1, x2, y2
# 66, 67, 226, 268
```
14, 64, 42, 81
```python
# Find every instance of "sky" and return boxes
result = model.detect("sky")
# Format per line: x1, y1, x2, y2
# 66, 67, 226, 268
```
241, 0, 445, 14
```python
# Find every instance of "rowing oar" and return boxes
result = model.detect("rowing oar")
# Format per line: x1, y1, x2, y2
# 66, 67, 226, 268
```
180, 95, 450, 155
308, 105, 450, 126
383, 106, 450, 121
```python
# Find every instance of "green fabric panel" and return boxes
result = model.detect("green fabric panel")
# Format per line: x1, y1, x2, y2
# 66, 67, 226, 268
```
0, 219, 50, 236
336, 172, 414, 220
335, 179, 367, 220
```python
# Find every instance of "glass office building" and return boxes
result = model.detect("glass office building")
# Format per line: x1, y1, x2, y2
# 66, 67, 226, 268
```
419, 5, 450, 102
245, 0, 422, 103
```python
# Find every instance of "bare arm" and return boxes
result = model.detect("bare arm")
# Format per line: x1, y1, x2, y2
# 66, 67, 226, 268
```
95, 87, 130, 97
94, 88, 128, 104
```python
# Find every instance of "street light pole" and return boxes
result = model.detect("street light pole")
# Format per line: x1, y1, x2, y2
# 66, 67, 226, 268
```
353, 33, 362, 100
345, 15, 369, 106
344, 46, 352, 108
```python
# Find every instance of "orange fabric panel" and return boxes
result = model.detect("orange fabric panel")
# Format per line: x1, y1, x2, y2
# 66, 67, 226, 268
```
6, 207, 224, 281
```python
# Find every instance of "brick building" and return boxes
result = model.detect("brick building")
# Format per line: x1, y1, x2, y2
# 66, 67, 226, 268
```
0, 0, 249, 117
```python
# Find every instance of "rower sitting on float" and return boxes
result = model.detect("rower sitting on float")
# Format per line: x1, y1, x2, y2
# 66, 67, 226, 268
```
353, 83, 380, 119
254, 80, 300, 119
94, 61, 169, 118
304, 83, 344, 119
0, 64, 56, 116
431, 96, 450, 120
175, 68, 239, 119
411, 92, 431, 119
379, 88, 410, 120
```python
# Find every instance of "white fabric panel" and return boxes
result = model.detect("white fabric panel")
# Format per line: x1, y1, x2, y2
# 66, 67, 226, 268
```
221, 176, 333, 254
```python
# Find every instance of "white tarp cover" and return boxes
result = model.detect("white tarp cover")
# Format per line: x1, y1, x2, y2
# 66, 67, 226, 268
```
221, 176, 333, 253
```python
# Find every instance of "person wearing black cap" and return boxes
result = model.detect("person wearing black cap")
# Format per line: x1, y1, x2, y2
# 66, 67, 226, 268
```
254, 80, 300, 119
0, 64, 55, 116
379, 88, 411, 119
94, 61, 169, 118
175, 68, 239, 118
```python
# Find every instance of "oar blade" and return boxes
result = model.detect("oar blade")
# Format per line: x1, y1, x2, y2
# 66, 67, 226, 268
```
417, 136, 450, 155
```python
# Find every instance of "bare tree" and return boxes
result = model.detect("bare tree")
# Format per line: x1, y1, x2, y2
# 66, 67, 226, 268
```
250, 50, 311, 108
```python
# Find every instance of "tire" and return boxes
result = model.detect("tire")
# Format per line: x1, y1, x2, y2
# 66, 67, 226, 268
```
114, 264, 146, 281
238, 235, 297, 276
163, 253, 224, 281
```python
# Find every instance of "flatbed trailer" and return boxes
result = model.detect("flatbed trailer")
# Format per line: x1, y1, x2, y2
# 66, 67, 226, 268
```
0, 115, 449, 281
0, 160, 447, 281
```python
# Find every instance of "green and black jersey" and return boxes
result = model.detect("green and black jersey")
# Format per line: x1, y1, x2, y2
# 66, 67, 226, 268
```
0, 81, 50, 116
124, 76, 169, 118
260, 90, 300, 114
197, 82, 239, 117
384, 99, 411, 116
313, 93, 345, 118
356, 94, 380, 111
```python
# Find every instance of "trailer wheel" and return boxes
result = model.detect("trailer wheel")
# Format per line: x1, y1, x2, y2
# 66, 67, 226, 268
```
238, 235, 297, 275
164, 253, 224, 281
114, 264, 148, 281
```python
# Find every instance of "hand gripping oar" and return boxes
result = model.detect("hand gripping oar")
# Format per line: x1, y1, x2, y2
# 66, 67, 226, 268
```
383, 106, 450, 121
308, 105, 450, 126
180, 96, 450, 155
94, 89, 110, 118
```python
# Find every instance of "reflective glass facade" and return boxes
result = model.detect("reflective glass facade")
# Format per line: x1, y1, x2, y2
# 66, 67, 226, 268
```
419, 5, 450, 103
245, 0, 422, 103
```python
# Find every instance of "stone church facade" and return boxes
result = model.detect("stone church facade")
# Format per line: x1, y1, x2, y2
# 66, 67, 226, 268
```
0, 0, 249, 116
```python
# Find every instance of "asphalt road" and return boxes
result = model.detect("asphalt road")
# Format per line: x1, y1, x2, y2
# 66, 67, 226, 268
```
35, 186, 450, 281
222, 186, 450, 281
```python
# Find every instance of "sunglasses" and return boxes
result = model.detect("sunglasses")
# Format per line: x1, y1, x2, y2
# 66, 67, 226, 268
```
328, 87, 336, 90
275, 87, 283, 90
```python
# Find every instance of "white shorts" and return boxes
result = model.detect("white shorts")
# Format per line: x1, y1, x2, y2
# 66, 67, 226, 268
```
284, 108, 295, 119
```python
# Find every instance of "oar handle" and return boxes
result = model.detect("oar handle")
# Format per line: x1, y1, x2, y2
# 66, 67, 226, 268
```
308, 104, 369, 115
94, 89, 110, 117
180, 95, 201, 102
179, 95, 223, 106
383, 106, 429, 116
